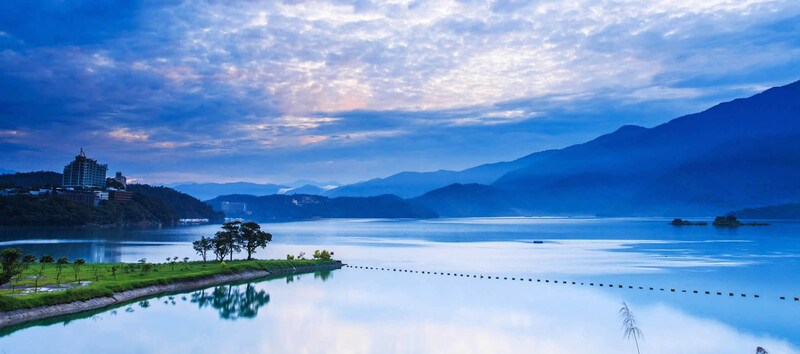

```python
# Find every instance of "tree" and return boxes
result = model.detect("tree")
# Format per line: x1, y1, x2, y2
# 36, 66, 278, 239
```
36, 255, 54, 292
39, 255, 55, 269
192, 236, 213, 262
216, 221, 242, 260
73, 258, 86, 282
0, 248, 25, 288
56, 257, 69, 285
757, 347, 769, 354
237, 222, 272, 260
213, 236, 230, 262
313, 250, 332, 260
619, 302, 643, 354
212, 221, 242, 261
12, 254, 37, 291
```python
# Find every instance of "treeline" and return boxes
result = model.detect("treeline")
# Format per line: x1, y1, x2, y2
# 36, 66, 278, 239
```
0, 194, 177, 227
0, 171, 62, 188
728, 203, 800, 219
127, 184, 224, 222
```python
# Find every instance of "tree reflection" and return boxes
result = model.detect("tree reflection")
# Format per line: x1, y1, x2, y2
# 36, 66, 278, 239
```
191, 283, 270, 320
314, 270, 332, 281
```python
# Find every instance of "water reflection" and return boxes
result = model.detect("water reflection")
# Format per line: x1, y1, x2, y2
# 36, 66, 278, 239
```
191, 283, 270, 320
314, 270, 333, 281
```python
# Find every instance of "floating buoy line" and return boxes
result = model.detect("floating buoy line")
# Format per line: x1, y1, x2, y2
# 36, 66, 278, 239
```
344, 265, 799, 303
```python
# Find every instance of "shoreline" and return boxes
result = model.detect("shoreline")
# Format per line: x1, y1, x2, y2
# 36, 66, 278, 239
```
0, 261, 343, 329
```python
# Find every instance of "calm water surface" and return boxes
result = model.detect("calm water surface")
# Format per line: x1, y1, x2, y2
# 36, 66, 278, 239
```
0, 217, 799, 353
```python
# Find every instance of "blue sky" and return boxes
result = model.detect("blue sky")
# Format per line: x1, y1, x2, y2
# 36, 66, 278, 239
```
1, 0, 799, 185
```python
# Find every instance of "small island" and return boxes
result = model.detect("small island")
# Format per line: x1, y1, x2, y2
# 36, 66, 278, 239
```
0, 221, 342, 328
670, 218, 708, 226
712, 215, 770, 227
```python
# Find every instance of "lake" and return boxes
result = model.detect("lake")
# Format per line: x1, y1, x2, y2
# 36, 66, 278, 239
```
1, 217, 798, 353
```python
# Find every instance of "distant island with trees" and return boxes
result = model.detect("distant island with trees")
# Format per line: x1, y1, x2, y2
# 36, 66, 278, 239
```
670, 216, 769, 227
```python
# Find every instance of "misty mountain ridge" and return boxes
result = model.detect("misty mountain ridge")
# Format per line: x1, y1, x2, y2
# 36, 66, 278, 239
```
410, 79, 800, 216
171, 181, 340, 201
206, 193, 436, 221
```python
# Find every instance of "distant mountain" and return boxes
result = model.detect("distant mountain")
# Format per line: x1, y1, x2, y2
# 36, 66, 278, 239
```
127, 184, 224, 222
728, 203, 800, 219
413, 79, 800, 216
286, 179, 340, 188
206, 194, 437, 222
0, 168, 15, 175
0, 171, 62, 188
411, 184, 523, 217
325, 158, 537, 199
286, 184, 328, 195
171, 182, 289, 201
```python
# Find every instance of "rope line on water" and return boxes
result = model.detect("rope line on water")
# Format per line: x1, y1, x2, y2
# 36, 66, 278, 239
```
343, 265, 800, 303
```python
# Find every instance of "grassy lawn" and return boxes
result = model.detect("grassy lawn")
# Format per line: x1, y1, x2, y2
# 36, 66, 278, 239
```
0, 259, 337, 312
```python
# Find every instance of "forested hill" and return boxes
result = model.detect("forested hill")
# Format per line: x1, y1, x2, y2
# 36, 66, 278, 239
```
728, 203, 800, 219
0, 171, 62, 188
0, 193, 177, 227
0, 172, 223, 226
127, 184, 224, 221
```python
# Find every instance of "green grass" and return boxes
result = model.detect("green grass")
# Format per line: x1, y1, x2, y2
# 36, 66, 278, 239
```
0, 259, 337, 312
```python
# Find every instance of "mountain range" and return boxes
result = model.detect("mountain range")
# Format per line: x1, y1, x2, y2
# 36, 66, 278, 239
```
171, 181, 339, 201
404, 80, 800, 216
185, 80, 800, 217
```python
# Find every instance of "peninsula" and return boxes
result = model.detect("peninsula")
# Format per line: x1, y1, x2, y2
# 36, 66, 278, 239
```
0, 258, 342, 328
0, 221, 343, 328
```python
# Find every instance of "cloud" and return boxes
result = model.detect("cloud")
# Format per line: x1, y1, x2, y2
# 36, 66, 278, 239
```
1, 0, 799, 182
108, 128, 149, 142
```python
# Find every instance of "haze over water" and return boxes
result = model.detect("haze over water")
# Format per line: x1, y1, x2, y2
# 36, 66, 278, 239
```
1, 217, 798, 353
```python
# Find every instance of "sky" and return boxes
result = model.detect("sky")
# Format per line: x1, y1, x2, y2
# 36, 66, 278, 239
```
1, 0, 799, 185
